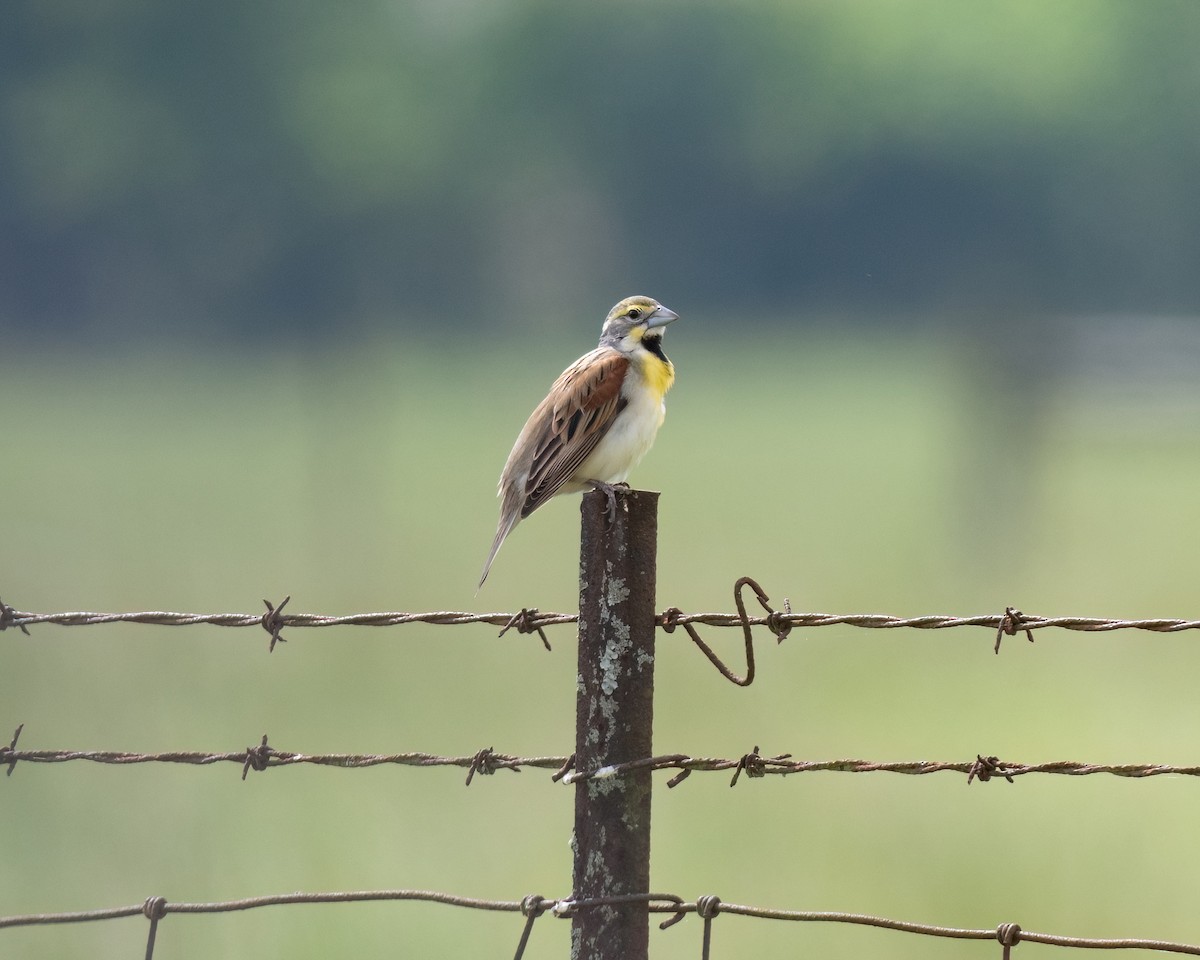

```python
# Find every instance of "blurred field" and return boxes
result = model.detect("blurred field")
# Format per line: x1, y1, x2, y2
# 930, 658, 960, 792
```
3, 323, 1200, 959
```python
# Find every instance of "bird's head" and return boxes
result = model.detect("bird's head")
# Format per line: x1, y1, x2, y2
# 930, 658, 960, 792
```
599, 296, 678, 356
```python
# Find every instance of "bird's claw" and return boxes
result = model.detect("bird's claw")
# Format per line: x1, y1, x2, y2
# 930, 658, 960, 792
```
587, 480, 628, 526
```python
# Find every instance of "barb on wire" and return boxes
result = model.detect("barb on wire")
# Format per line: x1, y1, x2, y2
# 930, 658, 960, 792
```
4, 889, 1200, 956
729, 745, 794, 787
241, 735, 273, 780
1, 724, 23, 777
664, 744, 794, 788
995, 607, 1036, 654
968, 755, 1016, 785
261, 597, 289, 651
0, 596, 30, 636
498, 608, 552, 651
465, 746, 522, 786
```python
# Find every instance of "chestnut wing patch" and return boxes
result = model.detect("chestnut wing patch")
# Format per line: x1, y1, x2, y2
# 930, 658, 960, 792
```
522, 349, 628, 518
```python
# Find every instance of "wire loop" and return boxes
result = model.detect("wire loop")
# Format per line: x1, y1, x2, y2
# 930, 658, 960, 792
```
511, 895, 548, 960
142, 897, 167, 960
664, 577, 785, 686
998, 922, 1023, 959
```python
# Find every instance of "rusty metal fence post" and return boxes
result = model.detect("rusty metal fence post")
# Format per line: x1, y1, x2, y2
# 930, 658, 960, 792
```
572, 488, 657, 960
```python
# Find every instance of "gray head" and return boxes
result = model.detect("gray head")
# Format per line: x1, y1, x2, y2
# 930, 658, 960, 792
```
599, 296, 679, 353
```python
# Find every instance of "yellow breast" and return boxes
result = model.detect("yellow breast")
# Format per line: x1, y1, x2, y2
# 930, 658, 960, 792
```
641, 354, 675, 403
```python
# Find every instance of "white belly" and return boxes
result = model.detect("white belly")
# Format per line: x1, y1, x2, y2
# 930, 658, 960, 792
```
567, 388, 666, 489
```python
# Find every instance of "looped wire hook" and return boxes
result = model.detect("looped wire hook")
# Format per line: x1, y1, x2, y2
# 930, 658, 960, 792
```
662, 576, 787, 687
551, 754, 575, 783
142, 896, 168, 960
555, 893, 687, 929
511, 894, 549, 960
652, 893, 689, 930
696, 895, 722, 960
997, 922, 1022, 959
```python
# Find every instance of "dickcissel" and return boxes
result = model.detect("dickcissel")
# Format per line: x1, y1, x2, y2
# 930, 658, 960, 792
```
478, 295, 678, 589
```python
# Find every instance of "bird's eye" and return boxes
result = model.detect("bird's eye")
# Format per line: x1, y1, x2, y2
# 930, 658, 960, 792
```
627, 308, 642, 320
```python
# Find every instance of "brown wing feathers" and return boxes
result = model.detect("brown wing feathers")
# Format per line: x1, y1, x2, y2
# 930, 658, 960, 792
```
479, 346, 629, 590
520, 348, 627, 517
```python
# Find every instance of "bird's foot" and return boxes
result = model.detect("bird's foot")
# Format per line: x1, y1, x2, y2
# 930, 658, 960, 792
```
586, 480, 627, 525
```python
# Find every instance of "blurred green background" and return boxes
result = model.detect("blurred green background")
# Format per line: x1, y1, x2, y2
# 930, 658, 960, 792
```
5, 2, 1200, 958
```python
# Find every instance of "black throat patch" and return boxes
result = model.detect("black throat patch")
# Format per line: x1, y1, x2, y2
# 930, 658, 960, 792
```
643, 334, 668, 364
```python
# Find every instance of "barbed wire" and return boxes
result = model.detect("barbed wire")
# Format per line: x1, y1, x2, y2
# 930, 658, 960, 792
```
4, 730, 1197, 787
7, 604, 1199, 636
8, 576, 1198, 686
5, 580, 1198, 658
8, 584, 1200, 958
3, 888, 1199, 959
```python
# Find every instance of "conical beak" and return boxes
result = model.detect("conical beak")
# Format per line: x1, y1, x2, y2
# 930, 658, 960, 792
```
647, 305, 678, 328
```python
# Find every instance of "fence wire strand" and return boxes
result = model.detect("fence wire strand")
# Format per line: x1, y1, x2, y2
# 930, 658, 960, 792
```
3, 889, 1200, 957
6, 603, 1200, 637
4, 733, 1199, 786
6, 578, 1198, 679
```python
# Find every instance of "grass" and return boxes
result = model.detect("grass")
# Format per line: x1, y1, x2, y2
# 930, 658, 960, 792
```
2, 324, 1199, 958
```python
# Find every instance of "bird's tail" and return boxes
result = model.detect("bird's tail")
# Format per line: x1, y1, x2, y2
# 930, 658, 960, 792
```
477, 507, 521, 592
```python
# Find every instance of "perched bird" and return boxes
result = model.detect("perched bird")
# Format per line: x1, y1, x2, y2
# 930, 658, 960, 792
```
478, 295, 678, 589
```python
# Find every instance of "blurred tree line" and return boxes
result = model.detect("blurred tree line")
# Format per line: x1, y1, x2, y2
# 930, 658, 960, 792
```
3, 0, 1200, 339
